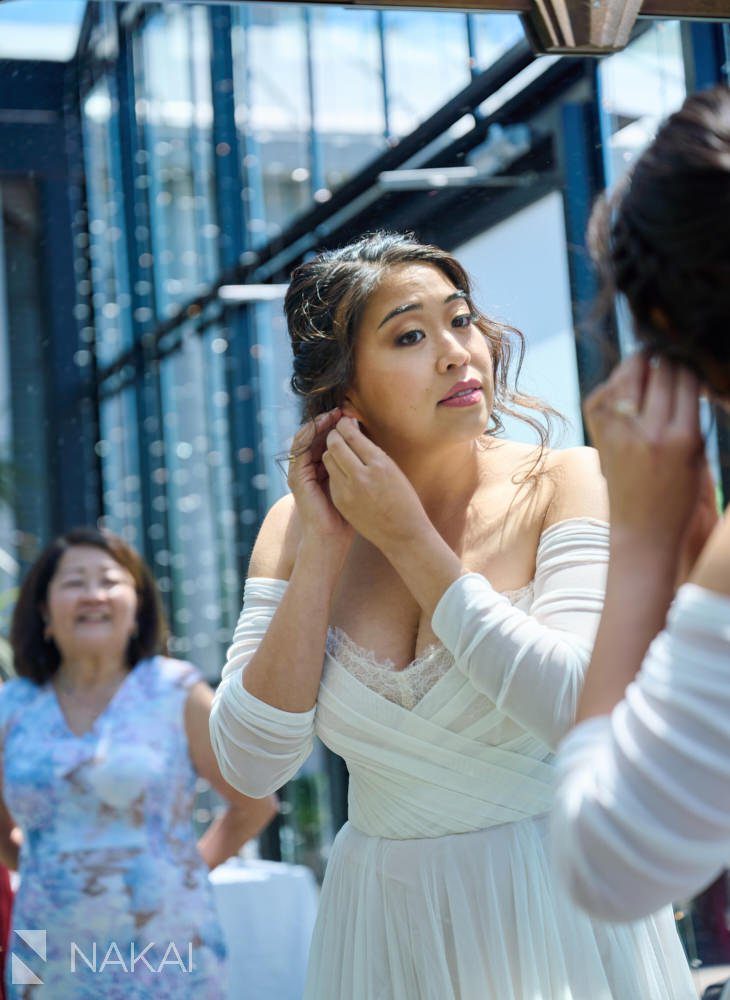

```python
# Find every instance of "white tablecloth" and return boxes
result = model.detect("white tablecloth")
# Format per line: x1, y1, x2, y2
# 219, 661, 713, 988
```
210, 859, 319, 1000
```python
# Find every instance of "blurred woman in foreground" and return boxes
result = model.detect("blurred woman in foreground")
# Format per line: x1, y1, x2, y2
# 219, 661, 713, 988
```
552, 85, 730, 921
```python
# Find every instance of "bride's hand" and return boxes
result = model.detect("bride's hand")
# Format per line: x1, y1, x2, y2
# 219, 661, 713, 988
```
287, 409, 355, 554
322, 417, 430, 552
584, 353, 706, 557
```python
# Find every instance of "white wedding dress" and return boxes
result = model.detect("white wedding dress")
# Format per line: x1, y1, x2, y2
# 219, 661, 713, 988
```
210, 518, 696, 999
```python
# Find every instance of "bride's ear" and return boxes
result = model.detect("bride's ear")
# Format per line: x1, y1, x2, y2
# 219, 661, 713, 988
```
341, 396, 362, 422
341, 397, 368, 436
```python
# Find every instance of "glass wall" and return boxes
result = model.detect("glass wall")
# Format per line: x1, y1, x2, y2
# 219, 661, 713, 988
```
232, 5, 311, 238
599, 21, 686, 187
598, 22, 686, 362
310, 7, 386, 190
158, 328, 239, 677
136, 4, 218, 317
82, 76, 134, 369
382, 11, 471, 135
470, 13, 524, 71
98, 386, 144, 550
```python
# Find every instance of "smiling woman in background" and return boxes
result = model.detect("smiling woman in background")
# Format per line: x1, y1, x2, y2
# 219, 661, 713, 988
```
210, 231, 695, 999
0, 527, 277, 999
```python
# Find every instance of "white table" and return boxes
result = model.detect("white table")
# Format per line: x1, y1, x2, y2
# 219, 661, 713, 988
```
210, 858, 319, 1000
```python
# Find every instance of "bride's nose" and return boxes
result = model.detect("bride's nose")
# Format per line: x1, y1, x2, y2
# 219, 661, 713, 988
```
436, 332, 470, 374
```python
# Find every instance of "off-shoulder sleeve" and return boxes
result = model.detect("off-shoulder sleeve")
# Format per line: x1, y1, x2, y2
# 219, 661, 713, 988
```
209, 578, 316, 798
432, 518, 609, 749
552, 583, 730, 921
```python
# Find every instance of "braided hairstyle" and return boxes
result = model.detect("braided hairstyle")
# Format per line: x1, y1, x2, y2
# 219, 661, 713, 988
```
284, 231, 560, 449
589, 86, 730, 387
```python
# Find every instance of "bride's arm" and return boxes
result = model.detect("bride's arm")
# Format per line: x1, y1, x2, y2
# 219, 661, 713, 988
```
551, 513, 730, 922
425, 449, 609, 749
210, 410, 353, 796
323, 421, 609, 748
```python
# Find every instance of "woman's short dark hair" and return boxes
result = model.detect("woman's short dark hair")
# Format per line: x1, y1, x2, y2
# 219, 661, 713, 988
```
285, 230, 561, 448
588, 85, 730, 386
10, 527, 169, 685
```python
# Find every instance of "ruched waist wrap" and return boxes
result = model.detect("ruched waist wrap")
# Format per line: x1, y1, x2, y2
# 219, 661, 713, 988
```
317, 656, 555, 840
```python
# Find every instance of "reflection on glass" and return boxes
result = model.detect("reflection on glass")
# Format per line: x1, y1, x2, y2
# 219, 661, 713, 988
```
310, 7, 386, 191
598, 21, 686, 357
469, 13, 523, 70
137, 5, 218, 317
82, 77, 134, 369
159, 329, 239, 678
251, 301, 301, 508
98, 387, 143, 549
382, 11, 471, 136
232, 4, 312, 238
599, 21, 685, 186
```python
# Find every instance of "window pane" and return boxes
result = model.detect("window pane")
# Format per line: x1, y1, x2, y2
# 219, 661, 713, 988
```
232, 4, 312, 239
470, 14, 523, 70
159, 330, 238, 678
383, 11, 471, 137
599, 21, 685, 185
136, 6, 218, 318
251, 300, 300, 508
99, 388, 144, 549
598, 22, 686, 355
82, 77, 134, 369
310, 7, 386, 192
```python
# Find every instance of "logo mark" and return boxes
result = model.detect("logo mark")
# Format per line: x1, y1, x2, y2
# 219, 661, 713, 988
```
11, 929, 46, 985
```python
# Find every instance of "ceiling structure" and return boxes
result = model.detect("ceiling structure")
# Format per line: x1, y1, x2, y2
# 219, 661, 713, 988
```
300, 0, 729, 54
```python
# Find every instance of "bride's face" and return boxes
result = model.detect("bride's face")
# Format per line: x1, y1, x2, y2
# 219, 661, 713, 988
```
345, 263, 494, 451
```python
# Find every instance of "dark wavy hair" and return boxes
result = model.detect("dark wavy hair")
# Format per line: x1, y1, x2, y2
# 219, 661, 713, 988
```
588, 86, 730, 389
284, 231, 562, 449
10, 527, 169, 685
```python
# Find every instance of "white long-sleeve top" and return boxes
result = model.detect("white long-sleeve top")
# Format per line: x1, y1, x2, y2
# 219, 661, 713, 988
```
552, 582, 730, 922
209, 518, 609, 798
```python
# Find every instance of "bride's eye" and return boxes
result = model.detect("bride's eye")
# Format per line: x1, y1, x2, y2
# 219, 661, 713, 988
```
452, 313, 477, 329
396, 329, 425, 346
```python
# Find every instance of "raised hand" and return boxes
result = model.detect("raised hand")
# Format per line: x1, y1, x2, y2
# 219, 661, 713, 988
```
584, 353, 707, 558
287, 409, 355, 555
321, 417, 430, 553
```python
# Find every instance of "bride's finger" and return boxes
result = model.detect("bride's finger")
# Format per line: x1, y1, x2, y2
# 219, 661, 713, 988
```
290, 409, 342, 462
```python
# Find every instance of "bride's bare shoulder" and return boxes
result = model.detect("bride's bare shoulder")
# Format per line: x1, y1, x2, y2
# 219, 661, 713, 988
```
541, 446, 608, 529
483, 439, 608, 526
247, 493, 301, 581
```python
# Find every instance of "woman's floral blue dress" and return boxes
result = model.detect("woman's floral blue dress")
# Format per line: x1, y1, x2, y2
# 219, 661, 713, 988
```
0, 656, 227, 998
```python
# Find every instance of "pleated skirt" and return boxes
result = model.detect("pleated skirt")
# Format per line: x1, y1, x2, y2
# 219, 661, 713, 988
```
304, 815, 696, 1000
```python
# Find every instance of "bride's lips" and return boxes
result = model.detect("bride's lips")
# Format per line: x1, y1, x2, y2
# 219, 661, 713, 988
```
438, 378, 483, 408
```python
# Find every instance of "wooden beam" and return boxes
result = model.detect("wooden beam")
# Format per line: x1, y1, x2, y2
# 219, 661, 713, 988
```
330, 0, 730, 12
640, 0, 730, 16
324, 0, 729, 53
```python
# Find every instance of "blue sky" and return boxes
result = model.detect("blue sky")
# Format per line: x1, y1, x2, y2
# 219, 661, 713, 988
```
0, 1, 86, 24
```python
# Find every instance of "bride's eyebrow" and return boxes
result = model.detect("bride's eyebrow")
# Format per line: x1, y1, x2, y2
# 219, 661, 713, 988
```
377, 290, 469, 330
378, 302, 421, 329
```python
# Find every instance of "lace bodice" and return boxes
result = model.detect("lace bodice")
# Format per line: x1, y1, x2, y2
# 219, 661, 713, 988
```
327, 582, 534, 710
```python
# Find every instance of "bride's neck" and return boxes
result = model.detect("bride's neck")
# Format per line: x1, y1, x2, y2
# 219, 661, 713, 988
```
392, 439, 490, 517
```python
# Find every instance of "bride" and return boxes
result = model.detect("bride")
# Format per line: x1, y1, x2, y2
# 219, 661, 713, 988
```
210, 232, 694, 999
